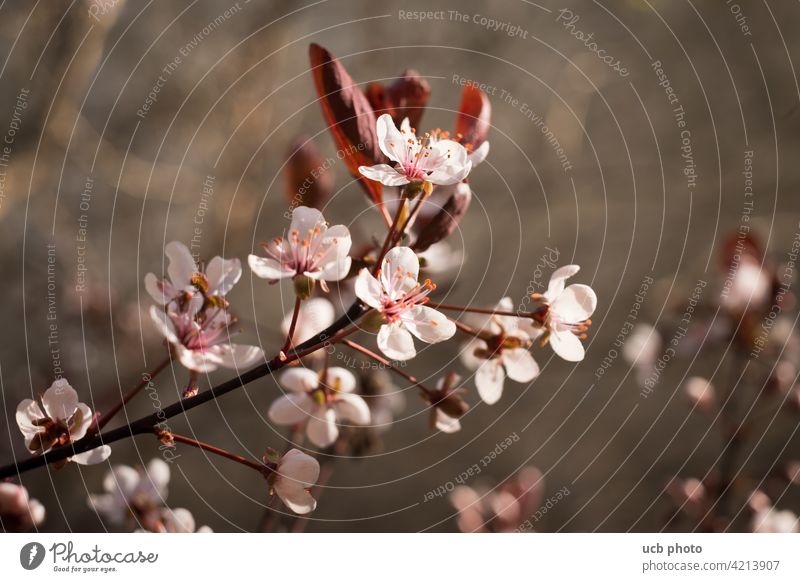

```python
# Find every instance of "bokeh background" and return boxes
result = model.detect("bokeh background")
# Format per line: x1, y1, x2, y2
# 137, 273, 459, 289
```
1, 0, 800, 532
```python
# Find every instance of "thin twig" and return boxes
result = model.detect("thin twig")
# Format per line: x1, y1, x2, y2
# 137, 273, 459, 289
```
169, 433, 267, 473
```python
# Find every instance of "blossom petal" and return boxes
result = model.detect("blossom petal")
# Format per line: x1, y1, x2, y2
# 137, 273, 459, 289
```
205, 257, 242, 296
269, 393, 314, 425
333, 393, 371, 425
72, 445, 112, 465
175, 344, 222, 373
165, 241, 196, 290
380, 247, 419, 300
435, 409, 461, 434
145, 459, 171, 499
248, 255, 294, 280
214, 344, 264, 370
552, 284, 597, 323
69, 403, 93, 441
149, 306, 180, 345
377, 323, 416, 361
306, 406, 338, 448
275, 449, 320, 514
376, 113, 408, 164
402, 305, 456, 344
475, 359, 505, 405
16, 399, 43, 442
502, 348, 540, 383
549, 329, 586, 362
279, 368, 319, 393
358, 164, 410, 186
290, 206, 326, 237
307, 257, 351, 282
546, 265, 580, 300
41, 379, 79, 422
354, 268, 384, 309
144, 273, 174, 305
469, 141, 490, 165
325, 367, 357, 393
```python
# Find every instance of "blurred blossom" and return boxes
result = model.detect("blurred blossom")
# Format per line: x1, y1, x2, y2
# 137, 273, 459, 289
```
450, 467, 544, 533
281, 297, 335, 345
269, 367, 370, 448
144, 507, 212, 533
360, 369, 406, 432
0, 483, 45, 531
427, 372, 469, 434
751, 507, 800, 533
684, 377, 716, 412
623, 323, 661, 373
88, 459, 170, 528
272, 449, 320, 515
461, 297, 539, 405
16, 378, 111, 465
720, 258, 771, 315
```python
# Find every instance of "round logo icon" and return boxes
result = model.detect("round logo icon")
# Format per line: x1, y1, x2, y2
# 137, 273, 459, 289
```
19, 542, 46, 570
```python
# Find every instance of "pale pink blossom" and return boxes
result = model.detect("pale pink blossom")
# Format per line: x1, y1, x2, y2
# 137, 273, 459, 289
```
272, 448, 321, 514
358, 114, 471, 186
534, 265, 597, 362
145, 241, 241, 306
281, 297, 335, 345
269, 367, 370, 448
88, 459, 170, 527
150, 304, 263, 373
0, 483, 45, 531
684, 377, 716, 411
248, 206, 352, 289
461, 298, 539, 405
16, 379, 111, 465
355, 247, 455, 361
142, 507, 212, 533
752, 507, 799, 533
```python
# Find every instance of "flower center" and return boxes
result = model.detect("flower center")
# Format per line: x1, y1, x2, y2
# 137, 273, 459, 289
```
381, 277, 436, 322
262, 224, 340, 275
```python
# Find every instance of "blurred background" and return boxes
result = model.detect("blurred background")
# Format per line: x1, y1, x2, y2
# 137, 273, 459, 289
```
1, 0, 800, 532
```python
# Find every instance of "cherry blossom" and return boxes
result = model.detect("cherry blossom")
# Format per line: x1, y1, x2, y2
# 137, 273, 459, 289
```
0, 482, 45, 531
272, 448, 321, 514
150, 304, 263, 373
269, 367, 370, 448
427, 373, 469, 434
88, 459, 170, 527
532, 265, 597, 362
16, 379, 111, 465
358, 114, 471, 187
461, 298, 539, 405
248, 206, 352, 291
355, 246, 456, 361
140, 507, 212, 533
751, 507, 799, 533
145, 241, 241, 307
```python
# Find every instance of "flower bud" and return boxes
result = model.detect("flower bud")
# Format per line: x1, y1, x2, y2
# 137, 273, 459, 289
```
437, 392, 469, 418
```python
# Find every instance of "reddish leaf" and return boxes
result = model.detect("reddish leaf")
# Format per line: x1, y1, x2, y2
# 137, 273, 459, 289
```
285, 135, 334, 210
365, 70, 430, 129
309, 43, 383, 205
455, 84, 491, 148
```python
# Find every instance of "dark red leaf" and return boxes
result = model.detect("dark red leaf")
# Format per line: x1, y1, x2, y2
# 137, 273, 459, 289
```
309, 43, 383, 205
455, 84, 491, 148
285, 135, 334, 210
